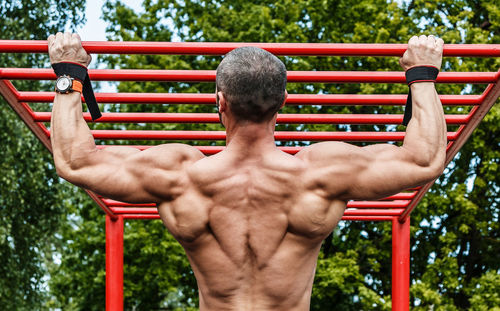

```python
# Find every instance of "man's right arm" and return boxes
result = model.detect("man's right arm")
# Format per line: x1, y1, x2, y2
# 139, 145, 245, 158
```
48, 32, 205, 203
297, 35, 446, 200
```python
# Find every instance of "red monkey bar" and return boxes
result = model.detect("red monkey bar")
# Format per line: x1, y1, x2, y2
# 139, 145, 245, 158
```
0, 41, 499, 311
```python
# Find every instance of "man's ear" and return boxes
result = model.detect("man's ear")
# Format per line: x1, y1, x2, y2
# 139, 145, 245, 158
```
217, 91, 227, 112
280, 90, 288, 109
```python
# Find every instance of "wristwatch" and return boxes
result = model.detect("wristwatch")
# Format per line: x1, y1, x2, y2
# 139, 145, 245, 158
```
55, 75, 83, 94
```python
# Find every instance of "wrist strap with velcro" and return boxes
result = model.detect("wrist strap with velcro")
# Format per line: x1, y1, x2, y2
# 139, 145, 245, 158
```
52, 62, 102, 120
402, 66, 439, 126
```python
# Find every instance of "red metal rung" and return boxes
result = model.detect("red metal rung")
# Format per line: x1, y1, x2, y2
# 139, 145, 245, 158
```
18, 92, 484, 106
32, 112, 470, 125
1, 68, 497, 83
47, 130, 458, 142
1, 40, 499, 57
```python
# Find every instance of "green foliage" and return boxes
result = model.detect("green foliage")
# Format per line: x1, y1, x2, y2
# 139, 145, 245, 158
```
312, 250, 391, 310
468, 270, 500, 311
0, 104, 63, 309
122, 221, 198, 310
408, 3, 500, 306
0, 0, 86, 309
45, 189, 106, 310
3, 0, 496, 310
71, 0, 497, 310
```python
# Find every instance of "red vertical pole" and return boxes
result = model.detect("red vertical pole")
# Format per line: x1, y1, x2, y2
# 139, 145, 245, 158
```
392, 217, 410, 311
106, 215, 124, 311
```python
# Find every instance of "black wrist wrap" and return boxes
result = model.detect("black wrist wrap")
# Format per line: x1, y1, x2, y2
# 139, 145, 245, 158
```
402, 66, 439, 126
52, 62, 102, 120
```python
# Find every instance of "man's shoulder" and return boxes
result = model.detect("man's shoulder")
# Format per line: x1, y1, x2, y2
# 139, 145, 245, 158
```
139, 143, 205, 169
150, 143, 204, 157
295, 141, 358, 163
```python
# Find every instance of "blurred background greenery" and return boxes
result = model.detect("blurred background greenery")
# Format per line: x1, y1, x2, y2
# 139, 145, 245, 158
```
0, 0, 498, 310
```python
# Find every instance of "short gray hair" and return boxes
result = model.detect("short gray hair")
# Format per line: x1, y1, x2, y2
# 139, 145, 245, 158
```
216, 47, 287, 123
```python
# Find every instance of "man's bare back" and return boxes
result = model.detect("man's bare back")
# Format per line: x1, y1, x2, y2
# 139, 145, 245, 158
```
157, 143, 345, 310
47, 33, 446, 310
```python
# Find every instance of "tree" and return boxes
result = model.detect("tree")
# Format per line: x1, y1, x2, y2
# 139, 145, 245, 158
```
0, 1, 86, 309
402, 1, 499, 310
47, 0, 499, 309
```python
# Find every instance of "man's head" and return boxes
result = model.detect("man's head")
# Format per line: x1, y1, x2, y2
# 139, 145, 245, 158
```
216, 47, 287, 124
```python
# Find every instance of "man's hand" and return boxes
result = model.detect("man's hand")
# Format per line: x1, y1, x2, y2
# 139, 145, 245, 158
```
47, 32, 91, 67
399, 35, 444, 71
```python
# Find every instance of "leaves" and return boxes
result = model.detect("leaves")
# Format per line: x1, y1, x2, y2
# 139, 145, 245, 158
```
2, 0, 497, 309
91, 0, 500, 309
0, 0, 85, 309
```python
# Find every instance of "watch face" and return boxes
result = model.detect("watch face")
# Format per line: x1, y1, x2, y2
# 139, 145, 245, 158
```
56, 77, 71, 91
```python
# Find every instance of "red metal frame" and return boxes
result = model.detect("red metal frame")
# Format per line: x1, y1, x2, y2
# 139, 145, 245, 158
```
2, 67, 498, 83
1, 41, 498, 311
1, 40, 499, 56
392, 217, 410, 311
106, 215, 124, 310
17, 91, 484, 106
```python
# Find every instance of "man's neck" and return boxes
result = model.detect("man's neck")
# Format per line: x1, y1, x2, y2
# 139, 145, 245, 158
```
225, 121, 277, 157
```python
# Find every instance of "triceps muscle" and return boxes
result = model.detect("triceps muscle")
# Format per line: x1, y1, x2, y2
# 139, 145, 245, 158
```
344, 144, 439, 200
64, 144, 204, 203
66, 148, 157, 203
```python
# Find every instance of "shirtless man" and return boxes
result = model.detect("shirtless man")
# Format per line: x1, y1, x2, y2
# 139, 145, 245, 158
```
48, 33, 446, 310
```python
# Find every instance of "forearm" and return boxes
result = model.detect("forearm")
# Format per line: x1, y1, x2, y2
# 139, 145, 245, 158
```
402, 82, 447, 168
50, 92, 97, 176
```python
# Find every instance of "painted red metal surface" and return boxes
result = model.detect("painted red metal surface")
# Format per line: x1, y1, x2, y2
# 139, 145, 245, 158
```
17, 91, 484, 106
121, 214, 397, 221
110, 207, 406, 216
47, 129, 458, 142
106, 215, 124, 311
32, 112, 470, 125
1, 40, 499, 311
1, 40, 499, 57
102, 199, 414, 208
392, 217, 410, 311
2, 68, 498, 83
